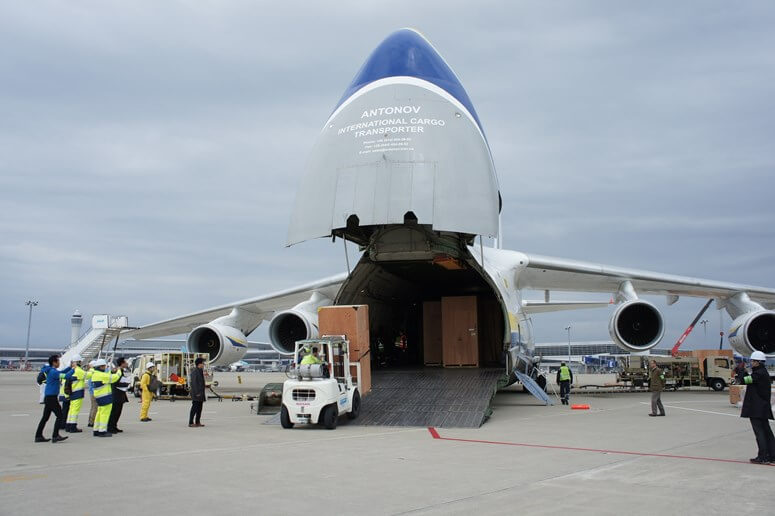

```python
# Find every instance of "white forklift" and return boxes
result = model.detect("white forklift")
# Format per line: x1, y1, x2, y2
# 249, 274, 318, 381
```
281, 336, 361, 429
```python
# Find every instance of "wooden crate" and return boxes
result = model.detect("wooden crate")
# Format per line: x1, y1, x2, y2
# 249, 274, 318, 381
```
319, 305, 371, 394
422, 301, 442, 366
441, 296, 479, 367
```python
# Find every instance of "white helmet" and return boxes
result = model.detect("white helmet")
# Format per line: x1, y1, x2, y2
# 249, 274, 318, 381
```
750, 351, 767, 362
146, 362, 155, 369
71, 354, 83, 363
93, 358, 107, 367
88, 360, 97, 367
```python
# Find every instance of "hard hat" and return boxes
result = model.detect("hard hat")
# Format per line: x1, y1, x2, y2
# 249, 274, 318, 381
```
88, 360, 97, 367
93, 359, 107, 367
750, 351, 767, 361
146, 362, 155, 369
71, 354, 83, 362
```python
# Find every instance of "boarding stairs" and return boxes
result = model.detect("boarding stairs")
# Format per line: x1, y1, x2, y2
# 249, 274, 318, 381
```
60, 315, 131, 366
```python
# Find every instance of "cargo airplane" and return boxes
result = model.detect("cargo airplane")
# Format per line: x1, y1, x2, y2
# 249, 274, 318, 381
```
120, 29, 775, 388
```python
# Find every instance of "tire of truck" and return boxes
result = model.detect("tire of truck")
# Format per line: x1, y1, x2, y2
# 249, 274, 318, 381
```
280, 405, 294, 429
321, 404, 338, 430
347, 390, 361, 420
709, 378, 726, 392
133, 383, 141, 398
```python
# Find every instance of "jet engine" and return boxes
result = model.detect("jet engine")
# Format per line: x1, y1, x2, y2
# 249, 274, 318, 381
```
268, 308, 319, 355
267, 292, 333, 354
728, 311, 775, 357
608, 300, 665, 352
187, 324, 249, 366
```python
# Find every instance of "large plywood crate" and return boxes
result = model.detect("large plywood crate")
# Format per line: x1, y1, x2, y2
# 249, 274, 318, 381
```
318, 305, 371, 395
441, 296, 479, 367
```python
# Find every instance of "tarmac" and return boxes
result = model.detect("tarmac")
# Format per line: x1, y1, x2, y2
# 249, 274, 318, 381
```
1, 371, 774, 515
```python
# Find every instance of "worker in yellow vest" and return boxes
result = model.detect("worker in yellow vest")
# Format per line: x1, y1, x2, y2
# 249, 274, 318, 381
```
65, 354, 86, 433
300, 347, 322, 365
140, 362, 157, 422
556, 362, 573, 405
90, 359, 120, 437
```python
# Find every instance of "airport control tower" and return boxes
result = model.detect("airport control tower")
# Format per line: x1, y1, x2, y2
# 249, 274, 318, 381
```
70, 310, 83, 345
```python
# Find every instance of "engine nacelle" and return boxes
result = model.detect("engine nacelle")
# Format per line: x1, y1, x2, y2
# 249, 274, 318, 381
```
728, 311, 775, 357
268, 309, 319, 354
608, 300, 665, 352
187, 324, 248, 366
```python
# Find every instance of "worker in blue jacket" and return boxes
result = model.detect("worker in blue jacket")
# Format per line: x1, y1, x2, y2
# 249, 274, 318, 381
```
35, 355, 74, 443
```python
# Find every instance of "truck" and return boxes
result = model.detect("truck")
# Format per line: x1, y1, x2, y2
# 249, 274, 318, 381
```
617, 354, 733, 391
129, 352, 213, 398
280, 336, 361, 429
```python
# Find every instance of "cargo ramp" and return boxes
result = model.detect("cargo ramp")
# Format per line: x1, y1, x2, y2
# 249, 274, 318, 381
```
351, 368, 506, 428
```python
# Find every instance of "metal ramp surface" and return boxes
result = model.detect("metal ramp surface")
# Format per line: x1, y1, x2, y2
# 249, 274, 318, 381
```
513, 370, 554, 406
352, 368, 506, 428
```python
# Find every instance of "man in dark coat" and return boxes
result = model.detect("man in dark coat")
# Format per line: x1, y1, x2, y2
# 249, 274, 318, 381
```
741, 351, 775, 464
108, 357, 131, 434
189, 357, 206, 428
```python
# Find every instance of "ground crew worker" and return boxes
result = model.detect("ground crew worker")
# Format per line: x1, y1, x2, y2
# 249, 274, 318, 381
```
648, 360, 666, 416
90, 359, 120, 437
556, 362, 573, 405
34, 355, 73, 443
189, 357, 206, 428
741, 351, 775, 464
86, 360, 98, 427
65, 354, 85, 433
57, 361, 72, 434
140, 362, 156, 422
107, 357, 131, 433
300, 347, 322, 365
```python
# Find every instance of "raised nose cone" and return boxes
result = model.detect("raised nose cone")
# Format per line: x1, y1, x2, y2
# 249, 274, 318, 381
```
335, 28, 483, 134
287, 29, 500, 246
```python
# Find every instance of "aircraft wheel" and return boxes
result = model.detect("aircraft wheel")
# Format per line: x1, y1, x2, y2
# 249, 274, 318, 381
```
280, 405, 294, 429
321, 404, 338, 429
347, 390, 361, 420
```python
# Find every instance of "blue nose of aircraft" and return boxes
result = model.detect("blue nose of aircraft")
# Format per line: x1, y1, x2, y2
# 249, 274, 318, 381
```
335, 28, 484, 133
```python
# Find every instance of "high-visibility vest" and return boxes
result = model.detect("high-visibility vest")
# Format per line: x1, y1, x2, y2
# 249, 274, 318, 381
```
559, 366, 571, 382
59, 376, 69, 401
301, 354, 322, 365
70, 367, 86, 400
91, 369, 119, 406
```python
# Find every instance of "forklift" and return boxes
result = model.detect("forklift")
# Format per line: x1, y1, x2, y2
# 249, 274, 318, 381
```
281, 336, 361, 429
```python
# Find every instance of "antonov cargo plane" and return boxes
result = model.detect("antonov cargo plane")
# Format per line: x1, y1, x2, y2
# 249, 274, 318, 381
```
123, 29, 775, 385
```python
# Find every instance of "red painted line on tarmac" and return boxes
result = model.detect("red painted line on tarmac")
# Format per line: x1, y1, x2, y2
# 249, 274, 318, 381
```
426, 427, 769, 466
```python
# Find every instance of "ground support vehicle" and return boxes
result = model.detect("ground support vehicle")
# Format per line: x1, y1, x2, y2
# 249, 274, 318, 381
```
281, 336, 361, 429
129, 352, 213, 398
617, 354, 732, 391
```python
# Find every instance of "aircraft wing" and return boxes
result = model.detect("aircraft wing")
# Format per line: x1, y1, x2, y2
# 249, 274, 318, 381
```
517, 253, 775, 304
122, 273, 348, 339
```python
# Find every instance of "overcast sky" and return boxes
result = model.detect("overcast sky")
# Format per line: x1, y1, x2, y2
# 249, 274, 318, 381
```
2, 1, 774, 352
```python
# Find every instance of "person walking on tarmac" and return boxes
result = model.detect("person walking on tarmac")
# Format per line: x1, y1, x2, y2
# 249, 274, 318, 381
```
649, 360, 666, 417
57, 359, 73, 434
91, 359, 121, 437
741, 351, 775, 464
556, 362, 573, 405
140, 362, 157, 422
107, 357, 131, 434
65, 355, 86, 433
34, 355, 74, 443
189, 357, 206, 428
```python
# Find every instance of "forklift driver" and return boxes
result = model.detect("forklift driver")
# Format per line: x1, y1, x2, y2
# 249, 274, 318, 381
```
301, 347, 322, 365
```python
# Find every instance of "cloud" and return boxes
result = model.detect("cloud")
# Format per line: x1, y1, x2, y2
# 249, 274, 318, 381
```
1, 1, 774, 351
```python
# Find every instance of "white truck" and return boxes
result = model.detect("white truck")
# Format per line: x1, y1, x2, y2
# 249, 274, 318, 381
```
281, 336, 361, 429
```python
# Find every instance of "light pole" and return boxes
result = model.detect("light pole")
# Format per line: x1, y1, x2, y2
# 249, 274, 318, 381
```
564, 325, 572, 364
24, 300, 39, 367
699, 319, 709, 340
